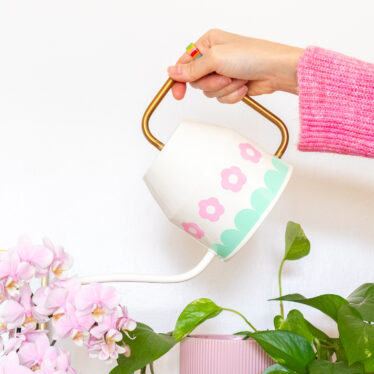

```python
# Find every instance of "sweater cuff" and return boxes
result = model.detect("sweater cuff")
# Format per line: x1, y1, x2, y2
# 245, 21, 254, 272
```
297, 46, 374, 158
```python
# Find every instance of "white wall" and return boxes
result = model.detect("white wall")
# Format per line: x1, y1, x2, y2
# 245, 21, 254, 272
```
0, 0, 373, 372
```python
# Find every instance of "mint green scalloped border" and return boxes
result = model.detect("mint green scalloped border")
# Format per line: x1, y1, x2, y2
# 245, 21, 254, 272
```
210, 158, 290, 259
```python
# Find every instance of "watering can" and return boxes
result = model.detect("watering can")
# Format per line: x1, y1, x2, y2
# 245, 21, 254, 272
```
80, 76, 292, 284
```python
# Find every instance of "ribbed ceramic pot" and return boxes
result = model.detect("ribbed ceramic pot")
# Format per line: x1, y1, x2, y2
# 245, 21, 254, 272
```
180, 335, 273, 374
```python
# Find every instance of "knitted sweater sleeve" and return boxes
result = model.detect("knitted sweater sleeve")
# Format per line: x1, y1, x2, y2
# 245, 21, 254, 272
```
297, 46, 374, 158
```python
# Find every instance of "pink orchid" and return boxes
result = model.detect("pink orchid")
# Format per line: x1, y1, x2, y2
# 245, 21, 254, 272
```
53, 303, 93, 345
18, 333, 58, 371
88, 329, 128, 361
35, 349, 76, 374
3, 335, 26, 355
33, 278, 80, 317
75, 283, 119, 322
0, 299, 25, 329
15, 236, 53, 278
43, 238, 72, 278
117, 306, 136, 336
0, 284, 43, 329
0, 282, 6, 302
0, 252, 33, 295
0, 236, 136, 370
0, 352, 33, 374
54, 349, 76, 374
90, 312, 118, 339
33, 286, 68, 317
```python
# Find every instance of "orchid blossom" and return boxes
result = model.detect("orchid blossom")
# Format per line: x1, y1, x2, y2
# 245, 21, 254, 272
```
0, 236, 136, 372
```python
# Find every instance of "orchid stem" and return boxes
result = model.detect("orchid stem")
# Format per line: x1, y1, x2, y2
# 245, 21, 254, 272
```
222, 308, 257, 332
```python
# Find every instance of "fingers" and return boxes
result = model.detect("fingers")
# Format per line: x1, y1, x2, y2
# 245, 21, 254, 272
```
203, 79, 247, 98
168, 53, 215, 83
217, 85, 248, 104
190, 74, 231, 92
172, 82, 187, 100
169, 29, 225, 99
171, 42, 208, 99
171, 52, 193, 99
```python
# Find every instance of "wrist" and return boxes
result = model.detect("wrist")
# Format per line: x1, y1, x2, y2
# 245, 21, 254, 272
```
273, 47, 304, 94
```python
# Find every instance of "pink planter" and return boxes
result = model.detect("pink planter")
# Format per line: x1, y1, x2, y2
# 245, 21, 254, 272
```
180, 335, 273, 374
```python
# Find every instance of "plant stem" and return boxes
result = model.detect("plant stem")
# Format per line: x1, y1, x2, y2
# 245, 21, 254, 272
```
140, 367, 146, 374
149, 362, 155, 374
222, 308, 257, 332
278, 259, 286, 318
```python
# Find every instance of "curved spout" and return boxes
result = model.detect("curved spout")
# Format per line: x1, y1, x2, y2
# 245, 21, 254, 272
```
79, 251, 216, 284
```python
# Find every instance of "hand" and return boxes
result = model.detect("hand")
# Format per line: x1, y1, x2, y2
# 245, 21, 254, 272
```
167, 29, 304, 103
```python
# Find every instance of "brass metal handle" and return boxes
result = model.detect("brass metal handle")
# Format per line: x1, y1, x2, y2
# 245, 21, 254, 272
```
142, 77, 289, 158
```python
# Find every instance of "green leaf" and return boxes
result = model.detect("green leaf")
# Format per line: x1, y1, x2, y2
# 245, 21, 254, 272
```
308, 360, 364, 374
331, 338, 348, 362
273, 293, 348, 321
247, 330, 315, 374
284, 222, 310, 261
362, 355, 374, 373
306, 321, 334, 361
274, 310, 314, 344
348, 283, 374, 322
173, 298, 222, 342
263, 363, 297, 374
234, 331, 251, 340
305, 320, 330, 342
338, 305, 374, 365
110, 322, 176, 374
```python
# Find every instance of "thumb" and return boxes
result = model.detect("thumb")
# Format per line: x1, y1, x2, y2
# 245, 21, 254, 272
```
168, 55, 214, 82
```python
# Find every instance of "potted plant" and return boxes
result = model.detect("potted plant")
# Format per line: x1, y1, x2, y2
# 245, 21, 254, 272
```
2, 222, 374, 374
110, 222, 374, 373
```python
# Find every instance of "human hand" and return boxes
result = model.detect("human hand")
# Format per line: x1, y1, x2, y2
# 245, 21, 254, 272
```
168, 29, 304, 103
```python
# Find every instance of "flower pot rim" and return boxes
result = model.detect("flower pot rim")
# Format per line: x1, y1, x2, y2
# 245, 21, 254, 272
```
185, 334, 254, 341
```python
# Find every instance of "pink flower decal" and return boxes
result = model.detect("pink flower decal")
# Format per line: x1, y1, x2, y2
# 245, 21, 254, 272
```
221, 166, 247, 192
199, 197, 224, 222
239, 143, 262, 163
182, 222, 205, 239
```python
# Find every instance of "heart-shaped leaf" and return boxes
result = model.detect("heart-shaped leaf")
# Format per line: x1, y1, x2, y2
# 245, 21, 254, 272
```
284, 222, 310, 261
348, 283, 374, 322
173, 298, 222, 342
274, 310, 314, 344
308, 360, 364, 374
247, 330, 315, 373
273, 293, 348, 321
110, 322, 176, 374
263, 364, 297, 374
338, 305, 374, 365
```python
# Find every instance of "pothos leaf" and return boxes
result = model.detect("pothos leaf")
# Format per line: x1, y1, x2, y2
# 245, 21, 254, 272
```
173, 298, 222, 342
111, 323, 176, 374
246, 330, 315, 374
284, 222, 310, 261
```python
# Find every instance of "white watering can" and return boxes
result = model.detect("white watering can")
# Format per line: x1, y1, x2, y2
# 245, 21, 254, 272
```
80, 77, 292, 284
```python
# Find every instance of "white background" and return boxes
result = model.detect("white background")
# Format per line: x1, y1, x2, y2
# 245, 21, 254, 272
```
0, 1, 373, 372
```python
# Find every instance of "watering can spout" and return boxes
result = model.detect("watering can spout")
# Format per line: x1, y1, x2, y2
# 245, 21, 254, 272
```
79, 251, 215, 284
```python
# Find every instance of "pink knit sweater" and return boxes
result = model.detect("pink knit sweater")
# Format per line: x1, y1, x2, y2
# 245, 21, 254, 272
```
297, 47, 374, 158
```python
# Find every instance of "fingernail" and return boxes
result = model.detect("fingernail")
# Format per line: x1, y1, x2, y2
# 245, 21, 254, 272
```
237, 85, 248, 95
167, 65, 182, 76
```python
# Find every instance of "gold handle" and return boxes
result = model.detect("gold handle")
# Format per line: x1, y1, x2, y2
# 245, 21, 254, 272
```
142, 77, 289, 158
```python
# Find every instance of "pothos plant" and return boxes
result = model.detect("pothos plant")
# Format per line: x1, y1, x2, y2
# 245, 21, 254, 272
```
110, 222, 374, 374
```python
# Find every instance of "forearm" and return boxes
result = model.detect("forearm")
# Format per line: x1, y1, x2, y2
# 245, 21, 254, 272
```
297, 47, 374, 158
